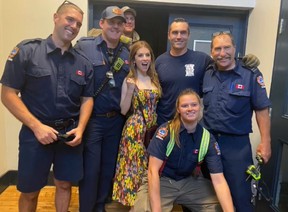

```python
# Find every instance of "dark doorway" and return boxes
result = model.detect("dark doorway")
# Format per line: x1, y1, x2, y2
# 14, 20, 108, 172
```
88, 1, 248, 57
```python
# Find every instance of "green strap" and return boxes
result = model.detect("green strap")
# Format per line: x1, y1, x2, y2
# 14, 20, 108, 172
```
198, 128, 210, 163
166, 126, 210, 163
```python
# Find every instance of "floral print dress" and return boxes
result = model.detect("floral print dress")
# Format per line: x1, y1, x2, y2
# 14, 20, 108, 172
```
112, 87, 159, 206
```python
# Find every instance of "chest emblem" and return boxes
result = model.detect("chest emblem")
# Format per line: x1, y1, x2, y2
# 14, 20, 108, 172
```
235, 83, 245, 90
185, 64, 195, 77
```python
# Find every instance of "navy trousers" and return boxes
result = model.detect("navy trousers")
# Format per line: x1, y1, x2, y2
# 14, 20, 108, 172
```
79, 114, 125, 212
215, 134, 254, 212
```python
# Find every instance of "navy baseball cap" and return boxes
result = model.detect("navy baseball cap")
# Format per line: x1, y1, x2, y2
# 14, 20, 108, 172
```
101, 6, 126, 22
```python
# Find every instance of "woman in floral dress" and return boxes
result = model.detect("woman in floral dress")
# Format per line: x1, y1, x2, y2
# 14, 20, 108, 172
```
112, 41, 161, 211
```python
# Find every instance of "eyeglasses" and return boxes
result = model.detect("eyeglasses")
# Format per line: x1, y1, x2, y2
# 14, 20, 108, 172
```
212, 31, 231, 37
106, 71, 116, 88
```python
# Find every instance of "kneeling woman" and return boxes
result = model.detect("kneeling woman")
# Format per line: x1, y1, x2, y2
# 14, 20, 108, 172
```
134, 89, 234, 212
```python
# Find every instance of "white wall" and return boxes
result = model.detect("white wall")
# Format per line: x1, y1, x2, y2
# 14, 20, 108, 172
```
0, 0, 281, 176
246, 0, 280, 157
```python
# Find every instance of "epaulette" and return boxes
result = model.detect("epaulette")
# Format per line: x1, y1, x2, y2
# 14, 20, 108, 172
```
19, 38, 43, 46
241, 62, 259, 74
206, 63, 214, 71
77, 36, 96, 42
73, 48, 92, 63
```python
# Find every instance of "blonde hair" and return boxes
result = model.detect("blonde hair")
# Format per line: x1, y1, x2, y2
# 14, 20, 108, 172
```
169, 89, 201, 147
127, 41, 162, 96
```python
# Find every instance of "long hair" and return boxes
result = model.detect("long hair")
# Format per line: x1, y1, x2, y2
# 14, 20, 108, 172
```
127, 40, 162, 96
169, 89, 201, 147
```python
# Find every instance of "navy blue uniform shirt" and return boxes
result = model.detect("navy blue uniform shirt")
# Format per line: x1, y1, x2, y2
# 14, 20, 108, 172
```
203, 61, 271, 135
0, 35, 94, 121
148, 122, 223, 181
75, 36, 129, 114
155, 49, 213, 125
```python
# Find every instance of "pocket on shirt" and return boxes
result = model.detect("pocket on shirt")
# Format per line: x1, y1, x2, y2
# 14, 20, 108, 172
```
27, 66, 51, 78
203, 86, 214, 106
227, 91, 250, 114
70, 73, 87, 86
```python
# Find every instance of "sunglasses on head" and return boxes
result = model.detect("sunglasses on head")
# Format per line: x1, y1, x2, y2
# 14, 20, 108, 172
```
212, 31, 231, 37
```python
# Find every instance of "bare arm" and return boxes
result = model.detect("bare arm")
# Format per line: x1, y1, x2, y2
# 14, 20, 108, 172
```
120, 77, 135, 115
255, 108, 271, 163
65, 96, 93, 147
148, 156, 163, 212
1, 85, 58, 144
210, 173, 234, 212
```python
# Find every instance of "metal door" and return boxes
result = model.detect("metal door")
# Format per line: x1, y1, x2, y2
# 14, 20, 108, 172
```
169, 11, 248, 56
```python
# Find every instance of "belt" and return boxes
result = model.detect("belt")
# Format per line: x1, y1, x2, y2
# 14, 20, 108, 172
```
211, 131, 247, 137
42, 118, 76, 130
95, 111, 118, 118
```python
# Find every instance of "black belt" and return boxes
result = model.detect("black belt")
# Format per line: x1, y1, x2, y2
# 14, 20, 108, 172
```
42, 118, 76, 130
211, 131, 247, 137
95, 111, 118, 118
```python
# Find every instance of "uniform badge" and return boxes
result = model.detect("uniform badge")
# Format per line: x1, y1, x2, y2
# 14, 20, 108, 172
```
257, 76, 266, 88
76, 70, 84, 76
214, 142, 221, 155
185, 64, 195, 77
7, 47, 19, 61
155, 127, 168, 140
235, 84, 244, 90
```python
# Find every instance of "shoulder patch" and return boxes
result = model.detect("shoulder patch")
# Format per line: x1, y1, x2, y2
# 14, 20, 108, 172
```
155, 127, 168, 140
214, 142, 221, 155
257, 76, 266, 88
7, 47, 19, 61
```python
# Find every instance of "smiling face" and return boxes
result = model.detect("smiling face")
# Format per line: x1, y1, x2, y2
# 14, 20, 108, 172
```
123, 12, 135, 35
100, 17, 124, 46
134, 47, 151, 74
211, 34, 236, 71
53, 7, 83, 45
177, 94, 201, 124
168, 21, 190, 55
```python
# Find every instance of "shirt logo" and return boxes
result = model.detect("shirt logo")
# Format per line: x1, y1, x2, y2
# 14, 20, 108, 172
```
156, 127, 168, 140
7, 47, 19, 61
235, 84, 244, 90
185, 64, 195, 77
257, 76, 266, 88
76, 70, 84, 76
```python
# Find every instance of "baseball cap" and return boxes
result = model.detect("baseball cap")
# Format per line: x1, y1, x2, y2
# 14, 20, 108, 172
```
121, 6, 137, 17
101, 6, 126, 22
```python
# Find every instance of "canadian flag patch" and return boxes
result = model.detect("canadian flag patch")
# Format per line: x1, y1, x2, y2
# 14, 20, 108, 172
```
76, 70, 84, 76
235, 84, 244, 90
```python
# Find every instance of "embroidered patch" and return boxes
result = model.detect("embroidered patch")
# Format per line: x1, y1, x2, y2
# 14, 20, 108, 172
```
214, 142, 221, 155
184, 64, 195, 76
235, 84, 244, 90
76, 70, 84, 76
257, 76, 266, 88
155, 127, 168, 140
7, 47, 19, 61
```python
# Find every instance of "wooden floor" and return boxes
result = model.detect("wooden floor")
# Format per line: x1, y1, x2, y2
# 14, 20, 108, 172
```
0, 186, 182, 212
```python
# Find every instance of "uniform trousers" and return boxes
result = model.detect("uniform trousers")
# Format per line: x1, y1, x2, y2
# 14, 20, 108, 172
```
134, 175, 220, 212
214, 133, 254, 212
79, 114, 125, 212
